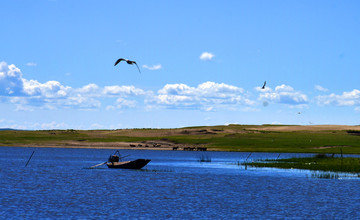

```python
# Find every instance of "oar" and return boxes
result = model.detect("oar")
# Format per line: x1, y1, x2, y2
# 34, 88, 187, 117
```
90, 154, 131, 168
89, 162, 107, 169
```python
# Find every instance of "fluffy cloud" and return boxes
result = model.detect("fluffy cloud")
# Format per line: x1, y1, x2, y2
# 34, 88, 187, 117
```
23, 79, 71, 98
316, 89, 360, 106
0, 62, 147, 110
259, 84, 308, 106
315, 85, 328, 92
106, 98, 138, 110
103, 85, 147, 96
200, 52, 215, 61
4, 61, 359, 114
76, 83, 100, 94
115, 98, 137, 109
149, 81, 252, 110
142, 64, 162, 70
60, 95, 101, 109
0, 61, 24, 95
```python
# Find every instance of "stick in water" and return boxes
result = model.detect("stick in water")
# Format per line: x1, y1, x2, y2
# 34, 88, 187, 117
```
245, 152, 253, 161
25, 151, 35, 167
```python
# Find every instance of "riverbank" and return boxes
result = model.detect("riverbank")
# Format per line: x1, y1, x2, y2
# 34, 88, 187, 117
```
6, 141, 176, 151
1, 124, 360, 153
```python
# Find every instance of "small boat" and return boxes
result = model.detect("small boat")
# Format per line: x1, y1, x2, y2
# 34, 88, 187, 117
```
107, 159, 151, 169
106, 150, 150, 169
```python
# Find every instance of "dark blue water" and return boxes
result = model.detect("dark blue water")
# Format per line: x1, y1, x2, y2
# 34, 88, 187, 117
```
1, 147, 359, 219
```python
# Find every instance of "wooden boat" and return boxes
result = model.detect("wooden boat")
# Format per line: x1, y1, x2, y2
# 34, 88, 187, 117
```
107, 159, 151, 169
106, 150, 150, 169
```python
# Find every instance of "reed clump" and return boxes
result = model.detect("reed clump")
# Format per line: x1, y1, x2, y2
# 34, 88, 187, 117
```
311, 172, 340, 179
243, 154, 360, 173
198, 155, 212, 162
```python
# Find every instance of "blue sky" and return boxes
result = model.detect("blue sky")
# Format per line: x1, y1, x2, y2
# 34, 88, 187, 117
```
1, 0, 360, 129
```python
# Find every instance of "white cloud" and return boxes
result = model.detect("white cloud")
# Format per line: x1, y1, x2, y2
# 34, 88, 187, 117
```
142, 64, 162, 70
26, 62, 37, 67
115, 98, 137, 108
90, 123, 107, 129
316, 89, 360, 107
275, 84, 294, 92
200, 52, 215, 61
22, 79, 70, 98
241, 107, 260, 112
0, 61, 24, 95
258, 84, 308, 106
158, 81, 244, 98
205, 106, 215, 112
3, 62, 256, 112
103, 85, 147, 96
0, 62, 148, 110
76, 83, 100, 94
315, 85, 328, 92
149, 81, 252, 110
39, 121, 68, 129
106, 98, 137, 110
255, 86, 272, 92
15, 104, 34, 112
6, 61, 360, 116
106, 105, 116, 111
9, 97, 28, 105
61, 95, 101, 109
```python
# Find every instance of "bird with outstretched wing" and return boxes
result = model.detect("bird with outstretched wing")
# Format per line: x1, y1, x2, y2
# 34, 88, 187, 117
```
114, 58, 141, 73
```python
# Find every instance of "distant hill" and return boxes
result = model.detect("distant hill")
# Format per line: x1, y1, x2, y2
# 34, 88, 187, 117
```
0, 128, 18, 131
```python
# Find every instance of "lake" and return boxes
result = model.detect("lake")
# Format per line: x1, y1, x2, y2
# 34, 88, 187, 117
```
1, 147, 359, 219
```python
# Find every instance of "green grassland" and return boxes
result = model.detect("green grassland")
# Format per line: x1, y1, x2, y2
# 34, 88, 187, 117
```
1, 124, 360, 154
166, 131, 360, 153
243, 155, 360, 173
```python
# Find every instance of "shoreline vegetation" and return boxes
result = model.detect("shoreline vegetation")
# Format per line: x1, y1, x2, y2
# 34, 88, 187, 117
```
1, 124, 360, 153
243, 154, 360, 174
243, 153, 360, 178
2, 124, 360, 175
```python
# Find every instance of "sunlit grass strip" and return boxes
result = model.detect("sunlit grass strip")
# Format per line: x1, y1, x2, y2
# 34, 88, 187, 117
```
165, 132, 360, 153
243, 157, 360, 173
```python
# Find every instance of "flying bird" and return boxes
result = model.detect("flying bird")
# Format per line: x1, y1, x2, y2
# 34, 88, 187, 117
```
261, 81, 266, 89
114, 58, 141, 73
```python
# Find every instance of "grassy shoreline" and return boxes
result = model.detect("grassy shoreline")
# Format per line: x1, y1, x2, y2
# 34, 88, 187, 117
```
1, 124, 360, 154
243, 154, 360, 174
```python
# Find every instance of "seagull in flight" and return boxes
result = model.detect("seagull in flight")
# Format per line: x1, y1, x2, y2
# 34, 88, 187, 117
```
114, 58, 141, 73
261, 81, 266, 89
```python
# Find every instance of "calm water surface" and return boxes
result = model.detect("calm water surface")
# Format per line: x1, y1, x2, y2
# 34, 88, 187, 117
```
1, 147, 359, 219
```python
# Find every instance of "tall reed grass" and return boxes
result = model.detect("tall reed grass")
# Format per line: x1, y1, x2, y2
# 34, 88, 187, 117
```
243, 154, 360, 173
